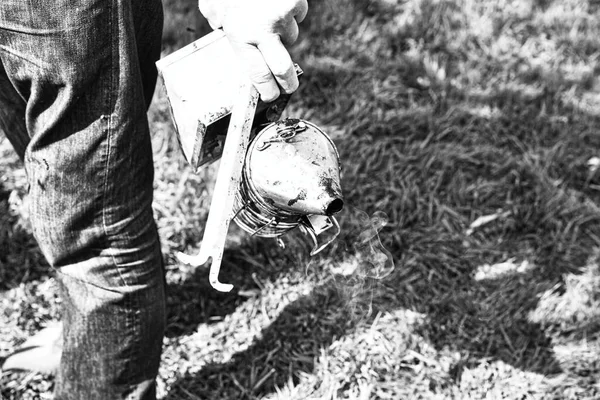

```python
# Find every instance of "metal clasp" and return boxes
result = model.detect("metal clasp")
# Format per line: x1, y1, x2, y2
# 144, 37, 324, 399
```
257, 119, 307, 151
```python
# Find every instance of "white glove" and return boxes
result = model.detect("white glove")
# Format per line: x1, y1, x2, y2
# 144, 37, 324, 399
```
198, 0, 308, 102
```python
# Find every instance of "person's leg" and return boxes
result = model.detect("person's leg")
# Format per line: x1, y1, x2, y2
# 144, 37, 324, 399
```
0, 0, 165, 399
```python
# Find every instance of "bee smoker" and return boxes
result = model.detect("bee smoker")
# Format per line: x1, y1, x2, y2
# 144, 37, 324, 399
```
234, 118, 343, 249
156, 30, 343, 292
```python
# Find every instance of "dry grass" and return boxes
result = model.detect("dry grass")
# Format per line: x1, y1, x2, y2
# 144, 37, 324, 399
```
3, 0, 600, 398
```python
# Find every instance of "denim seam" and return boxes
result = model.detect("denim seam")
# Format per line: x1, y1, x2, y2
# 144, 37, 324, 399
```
101, 0, 129, 291
101, 1, 137, 390
0, 23, 73, 36
0, 45, 46, 70
101, 113, 128, 291
124, 2, 144, 393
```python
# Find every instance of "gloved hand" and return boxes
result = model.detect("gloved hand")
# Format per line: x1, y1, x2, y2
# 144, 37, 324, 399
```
198, 0, 308, 102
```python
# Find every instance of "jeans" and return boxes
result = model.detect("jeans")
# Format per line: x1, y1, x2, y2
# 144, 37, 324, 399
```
0, 1, 166, 399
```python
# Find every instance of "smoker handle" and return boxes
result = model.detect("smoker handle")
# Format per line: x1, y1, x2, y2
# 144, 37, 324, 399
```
177, 82, 260, 292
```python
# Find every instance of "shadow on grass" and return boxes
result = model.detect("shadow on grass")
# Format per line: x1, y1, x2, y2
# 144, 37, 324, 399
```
164, 235, 308, 338
153, 0, 600, 396
165, 281, 350, 400
164, 245, 275, 338
0, 182, 50, 293
163, 240, 569, 400
409, 264, 565, 375
162, 83, 600, 397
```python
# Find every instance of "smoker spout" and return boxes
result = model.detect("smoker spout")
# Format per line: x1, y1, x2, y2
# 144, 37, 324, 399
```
325, 197, 344, 215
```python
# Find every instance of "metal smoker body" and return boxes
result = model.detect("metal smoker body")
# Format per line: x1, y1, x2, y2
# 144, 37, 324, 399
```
234, 118, 344, 254
157, 31, 343, 292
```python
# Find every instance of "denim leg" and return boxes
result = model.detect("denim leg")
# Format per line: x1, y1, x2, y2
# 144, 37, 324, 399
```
0, 1, 165, 399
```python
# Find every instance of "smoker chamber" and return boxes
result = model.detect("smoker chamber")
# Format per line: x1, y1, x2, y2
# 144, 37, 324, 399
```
233, 118, 344, 254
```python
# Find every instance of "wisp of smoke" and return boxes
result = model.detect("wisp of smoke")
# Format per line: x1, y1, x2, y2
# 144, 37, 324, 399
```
321, 207, 396, 320
353, 210, 395, 279
329, 208, 395, 279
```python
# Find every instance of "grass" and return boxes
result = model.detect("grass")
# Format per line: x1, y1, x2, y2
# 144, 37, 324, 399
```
2, 0, 600, 398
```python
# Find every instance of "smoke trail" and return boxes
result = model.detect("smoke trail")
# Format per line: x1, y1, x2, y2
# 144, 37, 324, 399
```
353, 210, 395, 279
328, 208, 395, 280
319, 207, 396, 320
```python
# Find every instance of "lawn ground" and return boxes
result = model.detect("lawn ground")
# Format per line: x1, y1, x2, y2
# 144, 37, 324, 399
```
2, 0, 600, 399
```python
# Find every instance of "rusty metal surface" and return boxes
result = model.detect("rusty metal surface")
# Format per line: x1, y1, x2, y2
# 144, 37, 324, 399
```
243, 119, 343, 216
